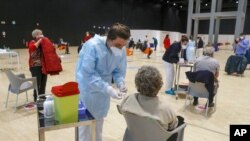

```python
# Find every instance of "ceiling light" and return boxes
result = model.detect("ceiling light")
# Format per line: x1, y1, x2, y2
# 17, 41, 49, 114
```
236, 1, 238, 4
173, 3, 176, 6
205, 3, 208, 6
180, 5, 183, 8
167, 1, 169, 3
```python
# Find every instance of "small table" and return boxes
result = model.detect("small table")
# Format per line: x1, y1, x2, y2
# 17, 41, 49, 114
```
36, 99, 96, 141
0, 50, 20, 71
175, 63, 194, 99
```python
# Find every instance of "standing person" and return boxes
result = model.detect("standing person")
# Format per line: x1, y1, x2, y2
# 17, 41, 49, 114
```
128, 38, 135, 49
162, 35, 189, 95
196, 36, 204, 57
152, 37, 158, 51
163, 34, 171, 51
28, 29, 47, 101
78, 32, 95, 54
76, 23, 130, 141
58, 38, 70, 54
83, 31, 92, 43
233, 38, 239, 53
186, 36, 196, 63
235, 33, 249, 56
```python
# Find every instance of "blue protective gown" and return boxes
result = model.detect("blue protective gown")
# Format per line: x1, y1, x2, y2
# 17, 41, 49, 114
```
235, 39, 250, 55
186, 40, 196, 62
76, 35, 127, 119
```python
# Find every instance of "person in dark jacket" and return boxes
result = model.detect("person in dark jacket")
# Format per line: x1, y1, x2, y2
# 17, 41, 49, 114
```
186, 70, 215, 107
152, 37, 158, 51
196, 36, 204, 57
225, 55, 248, 75
128, 38, 135, 49
162, 35, 189, 95
192, 47, 220, 107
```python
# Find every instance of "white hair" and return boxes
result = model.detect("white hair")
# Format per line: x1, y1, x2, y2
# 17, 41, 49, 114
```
32, 29, 43, 38
203, 47, 214, 56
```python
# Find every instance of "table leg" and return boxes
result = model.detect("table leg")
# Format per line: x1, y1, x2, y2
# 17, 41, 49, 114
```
92, 121, 96, 141
17, 53, 20, 71
176, 65, 181, 99
75, 127, 78, 141
39, 130, 45, 141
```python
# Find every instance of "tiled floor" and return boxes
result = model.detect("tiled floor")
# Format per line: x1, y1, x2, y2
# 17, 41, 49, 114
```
0, 47, 249, 141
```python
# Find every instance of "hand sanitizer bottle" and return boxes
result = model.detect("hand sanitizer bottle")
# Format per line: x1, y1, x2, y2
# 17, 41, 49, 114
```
43, 95, 54, 118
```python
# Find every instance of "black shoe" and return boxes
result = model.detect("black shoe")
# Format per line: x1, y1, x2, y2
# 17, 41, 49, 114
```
208, 103, 214, 107
193, 100, 198, 106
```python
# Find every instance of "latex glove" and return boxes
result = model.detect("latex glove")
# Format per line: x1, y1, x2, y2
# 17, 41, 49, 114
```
119, 84, 128, 93
106, 86, 122, 100
118, 92, 126, 99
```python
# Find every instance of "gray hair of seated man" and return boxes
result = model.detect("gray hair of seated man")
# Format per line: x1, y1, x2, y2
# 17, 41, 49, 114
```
203, 47, 215, 57
32, 29, 43, 38
135, 66, 163, 97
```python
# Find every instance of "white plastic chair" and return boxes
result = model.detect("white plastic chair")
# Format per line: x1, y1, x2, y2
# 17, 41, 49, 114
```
5, 70, 38, 112
184, 82, 217, 117
117, 105, 186, 141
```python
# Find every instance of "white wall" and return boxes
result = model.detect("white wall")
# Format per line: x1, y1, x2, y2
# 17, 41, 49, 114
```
131, 29, 182, 52
131, 29, 250, 51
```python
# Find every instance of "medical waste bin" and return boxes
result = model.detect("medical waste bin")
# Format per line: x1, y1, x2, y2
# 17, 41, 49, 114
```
51, 82, 79, 124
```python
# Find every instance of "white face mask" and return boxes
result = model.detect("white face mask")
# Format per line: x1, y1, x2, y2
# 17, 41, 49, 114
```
182, 45, 187, 49
240, 36, 244, 40
111, 47, 123, 56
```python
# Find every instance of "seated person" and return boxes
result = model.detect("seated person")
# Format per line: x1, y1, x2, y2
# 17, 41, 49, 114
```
139, 41, 153, 59
128, 38, 135, 49
135, 39, 142, 50
121, 66, 184, 131
193, 47, 220, 107
58, 38, 70, 54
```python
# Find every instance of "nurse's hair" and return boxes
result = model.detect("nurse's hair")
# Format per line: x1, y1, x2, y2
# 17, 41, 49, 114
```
32, 29, 43, 38
180, 35, 189, 43
135, 66, 163, 97
107, 23, 130, 40
203, 47, 214, 57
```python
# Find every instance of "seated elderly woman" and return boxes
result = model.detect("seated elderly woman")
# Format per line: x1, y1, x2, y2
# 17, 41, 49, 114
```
120, 66, 183, 131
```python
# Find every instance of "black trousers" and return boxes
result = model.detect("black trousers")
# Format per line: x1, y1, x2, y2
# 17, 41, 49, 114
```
30, 66, 47, 101
194, 94, 214, 104
65, 45, 70, 54
194, 82, 218, 104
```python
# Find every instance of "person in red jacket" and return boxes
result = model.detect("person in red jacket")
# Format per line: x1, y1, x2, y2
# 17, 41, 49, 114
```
28, 29, 47, 101
163, 34, 171, 50
83, 31, 92, 43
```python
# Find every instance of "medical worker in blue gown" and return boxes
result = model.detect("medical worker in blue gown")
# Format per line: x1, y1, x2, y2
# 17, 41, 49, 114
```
76, 23, 130, 141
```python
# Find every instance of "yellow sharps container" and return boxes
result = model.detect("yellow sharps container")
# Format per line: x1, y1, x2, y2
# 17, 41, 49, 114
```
51, 82, 79, 124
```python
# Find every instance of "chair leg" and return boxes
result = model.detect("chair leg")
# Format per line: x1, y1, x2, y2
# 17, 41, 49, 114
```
25, 91, 28, 103
214, 95, 217, 111
35, 88, 39, 101
205, 99, 209, 117
5, 91, 10, 108
14, 94, 19, 112
184, 95, 189, 112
